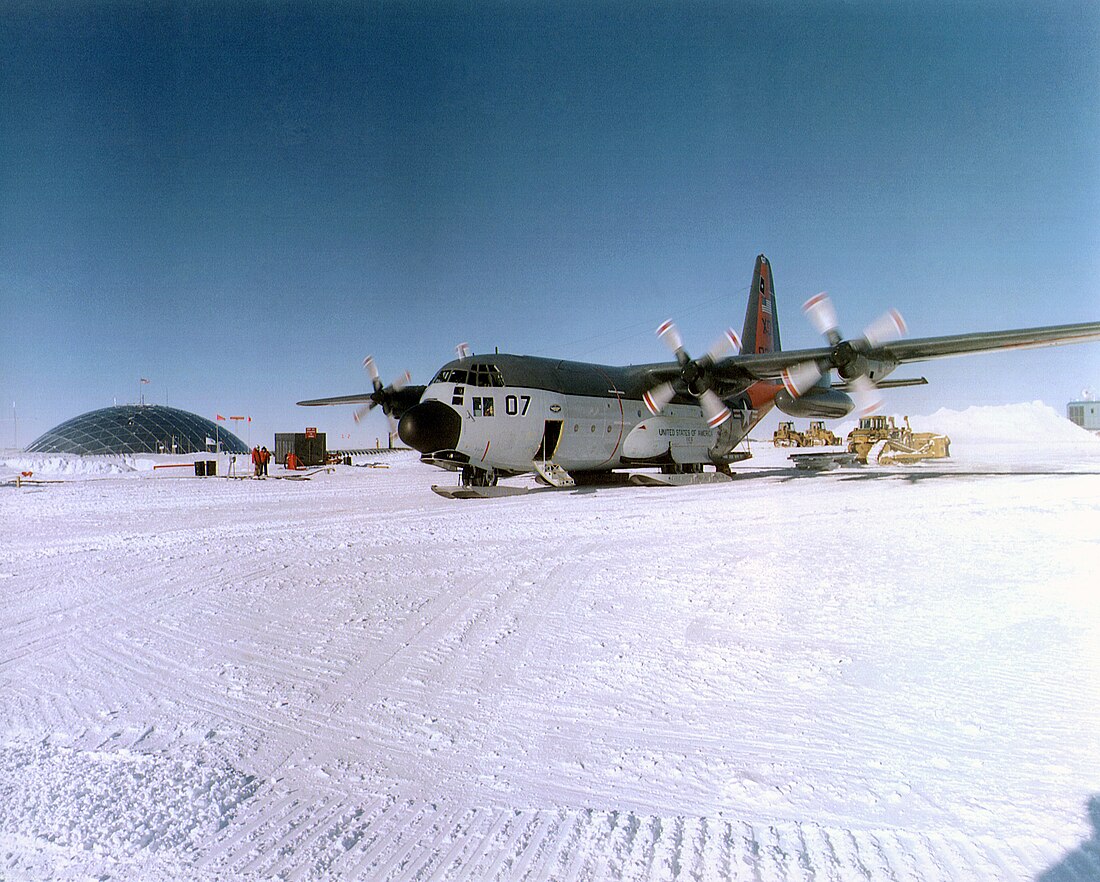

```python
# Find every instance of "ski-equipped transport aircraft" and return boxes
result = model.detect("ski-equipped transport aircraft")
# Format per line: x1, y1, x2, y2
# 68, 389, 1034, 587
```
299, 254, 1100, 497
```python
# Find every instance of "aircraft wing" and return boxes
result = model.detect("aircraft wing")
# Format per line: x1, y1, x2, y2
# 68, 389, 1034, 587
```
296, 393, 377, 406
882, 321, 1100, 363
717, 320, 1100, 382
296, 385, 427, 420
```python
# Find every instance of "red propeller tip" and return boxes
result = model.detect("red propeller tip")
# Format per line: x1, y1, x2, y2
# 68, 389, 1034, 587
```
802, 292, 829, 312
706, 408, 731, 429
780, 369, 797, 398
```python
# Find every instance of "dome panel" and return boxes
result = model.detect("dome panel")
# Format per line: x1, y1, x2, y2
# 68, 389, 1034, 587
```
26, 406, 250, 455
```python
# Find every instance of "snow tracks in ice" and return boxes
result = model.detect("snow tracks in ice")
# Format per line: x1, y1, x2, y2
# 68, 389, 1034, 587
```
187, 798, 1093, 880
3, 462, 1099, 880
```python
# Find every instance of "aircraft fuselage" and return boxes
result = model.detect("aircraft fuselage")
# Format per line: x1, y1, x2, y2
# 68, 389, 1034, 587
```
398, 353, 774, 478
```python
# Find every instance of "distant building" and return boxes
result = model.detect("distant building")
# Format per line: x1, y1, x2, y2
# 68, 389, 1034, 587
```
1067, 399, 1100, 435
26, 405, 250, 455
274, 432, 328, 467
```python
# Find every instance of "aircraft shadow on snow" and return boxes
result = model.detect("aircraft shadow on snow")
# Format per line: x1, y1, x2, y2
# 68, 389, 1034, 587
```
1037, 795, 1100, 882
724, 466, 1100, 485
530, 464, 1100, 494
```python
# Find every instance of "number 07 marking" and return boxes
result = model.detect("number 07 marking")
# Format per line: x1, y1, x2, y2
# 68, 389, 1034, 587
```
505, 395, 531, 416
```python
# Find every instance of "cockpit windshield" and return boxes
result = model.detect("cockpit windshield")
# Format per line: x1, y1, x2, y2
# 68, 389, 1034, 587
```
432, 368, 468, 385
432, 363, 504, 387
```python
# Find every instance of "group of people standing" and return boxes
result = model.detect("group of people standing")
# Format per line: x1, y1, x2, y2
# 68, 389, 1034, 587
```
251, 446, 271, 477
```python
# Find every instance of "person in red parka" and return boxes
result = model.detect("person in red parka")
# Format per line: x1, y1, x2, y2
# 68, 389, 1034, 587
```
251, 446, 261, 477
259, 446, 271, 477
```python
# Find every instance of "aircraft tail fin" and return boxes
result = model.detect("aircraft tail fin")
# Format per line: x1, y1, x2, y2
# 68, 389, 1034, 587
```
740, 254, 782, 354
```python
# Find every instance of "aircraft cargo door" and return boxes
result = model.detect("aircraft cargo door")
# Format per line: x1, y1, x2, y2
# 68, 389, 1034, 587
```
534, 420, 563, 462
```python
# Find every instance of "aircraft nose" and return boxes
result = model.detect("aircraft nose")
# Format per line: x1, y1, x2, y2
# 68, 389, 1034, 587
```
398, 400, 462, 453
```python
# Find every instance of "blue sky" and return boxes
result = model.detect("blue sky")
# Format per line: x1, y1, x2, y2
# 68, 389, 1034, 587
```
2, 1, 1098, 448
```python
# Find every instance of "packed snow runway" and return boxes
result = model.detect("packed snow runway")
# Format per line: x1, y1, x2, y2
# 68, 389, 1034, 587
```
2, 404, 1099, 881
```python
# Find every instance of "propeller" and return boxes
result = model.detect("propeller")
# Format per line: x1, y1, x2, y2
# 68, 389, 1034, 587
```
784, 292, 908, 417
643, 321, 742, 428
354, 356, 411, 439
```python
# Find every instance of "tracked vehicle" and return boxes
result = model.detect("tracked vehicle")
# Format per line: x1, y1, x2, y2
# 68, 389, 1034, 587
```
847, 415, 950, 464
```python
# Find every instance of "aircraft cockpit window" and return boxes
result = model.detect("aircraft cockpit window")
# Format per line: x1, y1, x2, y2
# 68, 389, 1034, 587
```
432, 369, 468, 385
469, 364, 505, 387
432, 365, 504, 386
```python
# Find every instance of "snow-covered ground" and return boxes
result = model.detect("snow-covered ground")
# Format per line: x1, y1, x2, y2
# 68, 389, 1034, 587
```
2, 402, 1099, 881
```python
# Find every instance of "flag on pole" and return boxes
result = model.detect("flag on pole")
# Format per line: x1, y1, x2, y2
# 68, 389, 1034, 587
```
216, 414, 226, 421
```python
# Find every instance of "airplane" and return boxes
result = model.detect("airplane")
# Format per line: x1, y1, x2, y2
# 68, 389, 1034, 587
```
298, 254, 1100, 497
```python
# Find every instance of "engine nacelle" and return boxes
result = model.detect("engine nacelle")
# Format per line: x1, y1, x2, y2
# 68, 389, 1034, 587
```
774, 386, 854, 419
860, 357, 897, 385
834, 347, 898, 384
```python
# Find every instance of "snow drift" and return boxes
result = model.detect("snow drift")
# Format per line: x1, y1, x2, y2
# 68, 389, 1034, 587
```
920, 400, 1100, 443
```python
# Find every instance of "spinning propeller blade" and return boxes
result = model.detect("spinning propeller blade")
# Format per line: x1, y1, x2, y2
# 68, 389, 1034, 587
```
699, 389, 731, 428
364, 355, 384, 393
849, 375, 883, 417
862, 309, 908, 347
643, 321, 733, 428
642, 381, 677, 416
354, 356, 411, 427
705, 328, 742, 363
780, 361, 823, 398
656, 319, 686, 362
786, 292, 908, 415
802, 292, 841, 344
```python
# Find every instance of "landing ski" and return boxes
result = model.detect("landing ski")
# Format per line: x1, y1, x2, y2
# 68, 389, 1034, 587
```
431, 484, 530, 500
789, 452, 858, 471
630, 471, 734, 487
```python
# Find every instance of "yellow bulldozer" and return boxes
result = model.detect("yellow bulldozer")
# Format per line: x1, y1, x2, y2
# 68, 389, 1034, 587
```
773, 421, 804, 447
846, 415, 951, 464
803, 420, 840, 447
774, 420, 840, 447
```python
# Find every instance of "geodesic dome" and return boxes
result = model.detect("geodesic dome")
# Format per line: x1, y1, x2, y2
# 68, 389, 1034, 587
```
26, 405, 249, 455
